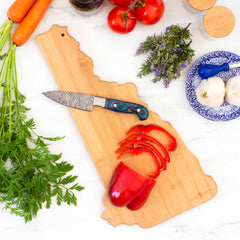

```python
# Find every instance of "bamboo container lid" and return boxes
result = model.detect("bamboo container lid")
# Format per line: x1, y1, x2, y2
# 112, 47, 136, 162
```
187, 0, 217, 11
203, 6, 235, 38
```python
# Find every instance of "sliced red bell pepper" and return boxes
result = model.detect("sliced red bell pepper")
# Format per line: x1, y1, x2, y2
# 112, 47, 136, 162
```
126, 124, 177, 151
118, 133, 170, 163
108, 162, 156, 210
117, 147, 161, 178
116, 140, 166, 172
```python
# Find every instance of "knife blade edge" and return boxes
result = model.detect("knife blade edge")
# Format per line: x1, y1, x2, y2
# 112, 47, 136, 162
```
43, 91, 94, 111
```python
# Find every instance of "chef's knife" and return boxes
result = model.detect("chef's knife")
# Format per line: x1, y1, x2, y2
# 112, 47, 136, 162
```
43, 91, 149, 121
198, 61, 240, 79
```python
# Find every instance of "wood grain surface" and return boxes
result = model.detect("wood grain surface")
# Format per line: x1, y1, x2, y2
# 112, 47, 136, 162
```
203, 6, 235, 38
36, 25, 217, 228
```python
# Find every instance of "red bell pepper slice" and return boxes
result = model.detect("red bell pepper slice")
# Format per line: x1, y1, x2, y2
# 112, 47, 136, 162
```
118, 133, 170, 163
117, 147, 161, 178
116, 140, 166, 172
108, 162, 156, 210
126, 124, 177, 151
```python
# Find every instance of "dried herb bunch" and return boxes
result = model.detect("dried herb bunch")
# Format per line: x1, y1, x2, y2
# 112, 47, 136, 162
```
136, 23, 195, 87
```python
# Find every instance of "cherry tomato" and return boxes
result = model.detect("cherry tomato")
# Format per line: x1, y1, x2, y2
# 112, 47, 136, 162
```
134, 0, 165, 25
107, 7, 137, 34
109, 0, 132, 6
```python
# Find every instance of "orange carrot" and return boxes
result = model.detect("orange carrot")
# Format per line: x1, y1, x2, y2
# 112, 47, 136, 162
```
12, 0, 52, 46
7, 0, 36, 23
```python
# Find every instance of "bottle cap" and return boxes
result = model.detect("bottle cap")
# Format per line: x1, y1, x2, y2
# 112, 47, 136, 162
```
187, 0, 217, 11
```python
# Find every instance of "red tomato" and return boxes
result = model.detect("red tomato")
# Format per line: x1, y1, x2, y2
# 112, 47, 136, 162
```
107, 7, 137, 34
134, 0, 165, 25
109, 0, 132, 6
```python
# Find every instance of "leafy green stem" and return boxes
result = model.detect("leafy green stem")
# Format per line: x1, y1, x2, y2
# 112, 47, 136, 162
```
0, 19, 13, 53
0, 20, 83, 222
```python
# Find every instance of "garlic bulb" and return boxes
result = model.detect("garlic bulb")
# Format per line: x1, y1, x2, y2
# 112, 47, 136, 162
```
196, 77, 225, 108
225, 75, 240, 107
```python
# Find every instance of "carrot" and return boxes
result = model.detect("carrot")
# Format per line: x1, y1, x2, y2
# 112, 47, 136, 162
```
7, 0, 36, 24
12, 0, 52, 46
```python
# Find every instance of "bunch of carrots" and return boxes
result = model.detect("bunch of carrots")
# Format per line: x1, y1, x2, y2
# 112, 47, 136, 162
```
0, 0, 83, 222
0, 0, 52, 161
1, 0, 52, 49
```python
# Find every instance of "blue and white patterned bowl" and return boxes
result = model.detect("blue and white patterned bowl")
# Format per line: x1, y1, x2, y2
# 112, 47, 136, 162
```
185, 51, 240, 121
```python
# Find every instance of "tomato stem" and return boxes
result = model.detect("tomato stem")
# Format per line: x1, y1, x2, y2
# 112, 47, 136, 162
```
121, 9, 136, 32
135, 0, 146, 8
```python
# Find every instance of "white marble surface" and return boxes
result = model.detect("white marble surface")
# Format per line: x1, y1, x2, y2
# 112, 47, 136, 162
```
1, 0, 240, 239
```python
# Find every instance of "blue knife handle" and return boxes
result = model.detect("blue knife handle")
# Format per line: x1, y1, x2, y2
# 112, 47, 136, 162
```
198, 62, 229, 79
105, 98, 149, 121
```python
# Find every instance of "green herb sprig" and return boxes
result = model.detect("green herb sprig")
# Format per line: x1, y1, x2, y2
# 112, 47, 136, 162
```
0, 41, 84, 222
136, 23, 195, 87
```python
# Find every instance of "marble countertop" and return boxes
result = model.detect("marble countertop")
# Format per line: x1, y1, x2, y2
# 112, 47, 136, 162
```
1, 0, 240, 239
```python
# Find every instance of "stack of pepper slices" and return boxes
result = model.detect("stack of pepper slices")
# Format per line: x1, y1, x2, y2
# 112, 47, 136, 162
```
108, 124, 177, 211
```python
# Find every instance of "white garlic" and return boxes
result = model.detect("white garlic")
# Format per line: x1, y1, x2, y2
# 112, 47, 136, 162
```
196, 77, 225, 108
225, 75, 240, 107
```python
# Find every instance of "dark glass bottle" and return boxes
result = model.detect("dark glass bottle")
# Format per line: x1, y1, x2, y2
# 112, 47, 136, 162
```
69, 0, 104, 15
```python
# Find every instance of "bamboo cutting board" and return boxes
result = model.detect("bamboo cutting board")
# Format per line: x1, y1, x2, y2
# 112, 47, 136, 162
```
36, 25, 217, 228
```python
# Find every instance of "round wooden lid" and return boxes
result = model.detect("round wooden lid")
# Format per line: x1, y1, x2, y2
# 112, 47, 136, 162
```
187, 0, 217, 11
203, 6, 235, 38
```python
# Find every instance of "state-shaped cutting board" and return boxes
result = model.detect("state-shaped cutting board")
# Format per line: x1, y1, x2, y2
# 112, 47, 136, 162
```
36, 25, 217, 228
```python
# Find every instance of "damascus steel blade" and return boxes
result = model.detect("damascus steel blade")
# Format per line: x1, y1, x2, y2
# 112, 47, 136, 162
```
43, 91, 94, 111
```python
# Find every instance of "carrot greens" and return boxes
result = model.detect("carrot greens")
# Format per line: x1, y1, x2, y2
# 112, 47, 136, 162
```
0, 20, 13, 53
0, 41, 84, 222
0, 1, 84, 222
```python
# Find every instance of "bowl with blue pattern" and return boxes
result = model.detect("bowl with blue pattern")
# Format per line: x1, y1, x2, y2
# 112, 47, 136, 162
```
185, 51, 240, 121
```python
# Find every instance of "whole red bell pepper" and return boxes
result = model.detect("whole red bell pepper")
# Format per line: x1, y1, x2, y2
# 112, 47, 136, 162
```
108, 162, 156, 210
126, 124, 177, 151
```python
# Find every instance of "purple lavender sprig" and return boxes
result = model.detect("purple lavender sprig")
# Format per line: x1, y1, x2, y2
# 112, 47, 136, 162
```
136, 23, 195, 87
